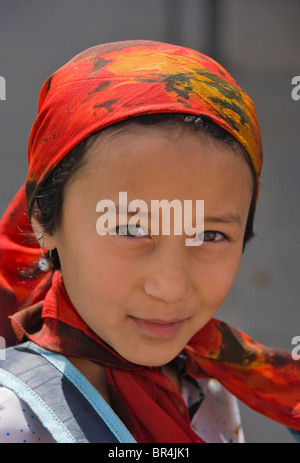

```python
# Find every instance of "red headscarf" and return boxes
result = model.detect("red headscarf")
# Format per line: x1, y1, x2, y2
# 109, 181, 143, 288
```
0, 40, 299, 442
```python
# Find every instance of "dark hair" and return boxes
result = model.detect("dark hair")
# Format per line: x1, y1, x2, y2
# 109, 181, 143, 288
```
31, 113, 258, 272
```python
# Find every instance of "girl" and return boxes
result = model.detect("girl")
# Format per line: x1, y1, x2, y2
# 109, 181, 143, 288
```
0, 40, 299, 443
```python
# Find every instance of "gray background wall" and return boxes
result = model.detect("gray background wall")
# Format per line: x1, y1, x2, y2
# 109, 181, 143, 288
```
0, 0, 299, 443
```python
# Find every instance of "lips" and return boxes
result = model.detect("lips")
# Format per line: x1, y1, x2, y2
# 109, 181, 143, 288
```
130, 316, 186, 338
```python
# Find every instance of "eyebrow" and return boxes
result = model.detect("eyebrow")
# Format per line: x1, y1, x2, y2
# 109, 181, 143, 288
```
115, 203, 241, 224
204, 214, 243, 228
115, 205, 242, 224
115, 205, 151, 217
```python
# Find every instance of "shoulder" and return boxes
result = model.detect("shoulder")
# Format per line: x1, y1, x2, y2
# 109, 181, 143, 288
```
0, 387, 55, 443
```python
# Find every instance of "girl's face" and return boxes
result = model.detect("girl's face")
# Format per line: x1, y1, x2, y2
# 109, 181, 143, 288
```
44, 123, 253, 367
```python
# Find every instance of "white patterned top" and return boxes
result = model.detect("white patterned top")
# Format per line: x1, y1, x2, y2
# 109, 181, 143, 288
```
0, 376, 243, 443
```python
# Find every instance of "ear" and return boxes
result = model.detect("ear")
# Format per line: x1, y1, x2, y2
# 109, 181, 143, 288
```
30, 213, 57, 251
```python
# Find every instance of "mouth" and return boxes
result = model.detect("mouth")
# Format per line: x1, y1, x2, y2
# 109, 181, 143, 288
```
130, 316, 187, 338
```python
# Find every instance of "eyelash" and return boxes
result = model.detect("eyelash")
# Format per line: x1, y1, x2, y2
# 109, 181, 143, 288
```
198, 231, 228, 243
115, 224, 150, 239
115, 225, 229, 243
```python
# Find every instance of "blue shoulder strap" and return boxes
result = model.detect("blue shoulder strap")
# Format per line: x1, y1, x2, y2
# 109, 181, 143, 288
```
0, 342, 136, 443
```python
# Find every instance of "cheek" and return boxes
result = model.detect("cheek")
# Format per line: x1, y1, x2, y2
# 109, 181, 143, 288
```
195, 249, 243, 310
58, 227, 139, 310
91, 252, 138, 298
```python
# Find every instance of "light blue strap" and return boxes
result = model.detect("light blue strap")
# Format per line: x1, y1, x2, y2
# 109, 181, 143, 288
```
0, 367, 76, 443
28, 343, 137, 443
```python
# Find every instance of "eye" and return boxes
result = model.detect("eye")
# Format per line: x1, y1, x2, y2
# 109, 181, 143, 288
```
203, 231, 225, 242
193, 230, 227, 243
116, 224, 149, 238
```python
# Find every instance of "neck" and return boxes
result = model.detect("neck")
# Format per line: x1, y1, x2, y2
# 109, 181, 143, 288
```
67, 356, 112, 405
161, 363, 182, 393
67, 355, 182, 406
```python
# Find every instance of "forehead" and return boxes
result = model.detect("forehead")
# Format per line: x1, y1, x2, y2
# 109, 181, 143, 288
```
86, 122, 249, 177
71, 123, 253, 219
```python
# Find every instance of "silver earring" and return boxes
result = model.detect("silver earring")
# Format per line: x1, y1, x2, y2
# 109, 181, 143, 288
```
38, 253, 53, 272
38, 237, 53, 272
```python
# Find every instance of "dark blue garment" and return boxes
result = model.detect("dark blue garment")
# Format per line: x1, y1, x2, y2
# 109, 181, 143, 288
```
0, 341, 136, 443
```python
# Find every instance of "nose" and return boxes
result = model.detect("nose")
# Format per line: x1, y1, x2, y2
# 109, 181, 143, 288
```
143, 240, 192, 304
